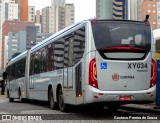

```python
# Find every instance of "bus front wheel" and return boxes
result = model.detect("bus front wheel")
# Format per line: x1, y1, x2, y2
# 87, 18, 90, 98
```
8, 92, 14, 102
49, 89, 58, 110
19, 90, 24, 103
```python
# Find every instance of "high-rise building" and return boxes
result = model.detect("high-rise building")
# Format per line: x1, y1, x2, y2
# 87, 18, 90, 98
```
130, 0, 138, 20
64, 4, 75, 27
112, 0, 129, 19
50, 0, 75, 33
15, 0, 28, 21
2, 20, 34, 68
36, 33, 52, 44
35, 23, 41, 33
51, 0, 65, 33
7, 31, 26, 61
1, 0, 18, 22
36, 10, 41, 23
42, 6, 51, 33
28, 6, 35, 22
0, 0, 19, 70
96, 0, 138, 20
96, 0, 113, 19
157, 1, 160, 28
26, 26, 36, 50
140, 0, 157, 29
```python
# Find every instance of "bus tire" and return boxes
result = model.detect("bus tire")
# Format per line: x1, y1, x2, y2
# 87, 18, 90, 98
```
58, 88, 68, 112
19, 90, 24, 103
49, 89, 58, 110
8, 92, 14, 102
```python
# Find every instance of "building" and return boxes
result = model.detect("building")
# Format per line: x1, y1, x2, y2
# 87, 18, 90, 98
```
5, 32, 20, 60
35, 23, 41, 33
42, 6, 51, 33
141, 0, 157, 29
65, 4, 75, 27
4, 35, 8, 65
7, 31, 51, 61
36, 33, 52, 44
36, 10, 41, 23
156, 0, 160, 28
15, 0, 28, 21
26, 26, 36, 50
0, 0, 19, 69
96, 0, 138, 20
130, 0, 138, 20
28, 6, 35, 22
2, 20, 34, 68
96, 0, 113, 19
112, 0, 129, 19
50, 0, 75, 33
1, 0, 18, 22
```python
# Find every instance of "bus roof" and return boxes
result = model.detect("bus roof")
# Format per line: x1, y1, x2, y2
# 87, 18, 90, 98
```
30, 20, 88, 53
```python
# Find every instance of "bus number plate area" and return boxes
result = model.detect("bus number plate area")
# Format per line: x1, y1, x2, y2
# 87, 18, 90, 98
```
119, 96, 131, 101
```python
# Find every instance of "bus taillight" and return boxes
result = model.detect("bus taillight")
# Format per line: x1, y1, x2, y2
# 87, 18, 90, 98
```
89, 58, 98, 89
150, 59, 157, 88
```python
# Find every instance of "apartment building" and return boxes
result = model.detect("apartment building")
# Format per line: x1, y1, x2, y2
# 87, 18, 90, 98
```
28, 6, 35, 22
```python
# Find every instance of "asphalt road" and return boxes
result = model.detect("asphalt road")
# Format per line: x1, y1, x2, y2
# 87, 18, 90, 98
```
0, 95, 160, 122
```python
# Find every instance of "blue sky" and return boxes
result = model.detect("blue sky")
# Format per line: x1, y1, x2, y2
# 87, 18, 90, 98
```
29, 0, 96, 23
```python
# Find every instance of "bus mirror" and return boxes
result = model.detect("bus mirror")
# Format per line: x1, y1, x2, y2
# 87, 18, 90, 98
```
2, 72, 7, 80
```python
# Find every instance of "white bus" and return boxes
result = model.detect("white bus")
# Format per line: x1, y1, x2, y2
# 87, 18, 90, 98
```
4, 19, 156, 112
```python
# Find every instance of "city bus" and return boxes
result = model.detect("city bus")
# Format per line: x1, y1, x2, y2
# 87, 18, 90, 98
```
4, 19, 156, 112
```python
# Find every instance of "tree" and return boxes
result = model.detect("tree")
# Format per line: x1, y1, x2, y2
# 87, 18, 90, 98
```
12, 52, 21, 59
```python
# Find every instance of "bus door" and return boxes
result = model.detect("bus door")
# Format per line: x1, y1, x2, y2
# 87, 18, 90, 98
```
63, 34, 74, 89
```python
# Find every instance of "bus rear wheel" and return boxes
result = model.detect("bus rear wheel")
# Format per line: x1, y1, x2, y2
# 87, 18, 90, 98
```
49, 89, 58, 110
58, 88, 68, 112
8, 92, 14, 102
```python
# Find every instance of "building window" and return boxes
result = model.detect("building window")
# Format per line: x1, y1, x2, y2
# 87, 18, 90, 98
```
148, 4, 150, 7
148, 10, 151, 13
153, 4, 156, 7
153, 22, 156, 24
153, 10, 156, 13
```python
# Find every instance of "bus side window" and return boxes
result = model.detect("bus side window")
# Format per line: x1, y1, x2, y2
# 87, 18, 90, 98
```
73, 27, 85, 65
54, 39, 65, 69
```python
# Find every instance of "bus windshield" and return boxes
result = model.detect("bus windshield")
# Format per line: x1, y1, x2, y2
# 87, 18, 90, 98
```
91, 21, 151, 51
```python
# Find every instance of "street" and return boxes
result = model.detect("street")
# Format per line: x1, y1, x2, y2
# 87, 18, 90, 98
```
0, 96, 160, 123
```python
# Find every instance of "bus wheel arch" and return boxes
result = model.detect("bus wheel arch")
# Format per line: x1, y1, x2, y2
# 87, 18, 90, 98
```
48, 85, 52, 101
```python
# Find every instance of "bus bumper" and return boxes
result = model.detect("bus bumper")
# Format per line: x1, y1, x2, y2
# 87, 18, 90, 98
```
84, 85, 156, 104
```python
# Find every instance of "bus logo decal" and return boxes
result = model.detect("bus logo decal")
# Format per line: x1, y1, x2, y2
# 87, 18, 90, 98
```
101, 62, 107, 69
112, 73, 119, 81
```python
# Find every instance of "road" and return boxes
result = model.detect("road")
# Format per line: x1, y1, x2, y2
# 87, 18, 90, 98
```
0, 95, 160, 123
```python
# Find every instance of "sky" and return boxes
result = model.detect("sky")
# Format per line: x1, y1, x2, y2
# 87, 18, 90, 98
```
29, 0, 96, 23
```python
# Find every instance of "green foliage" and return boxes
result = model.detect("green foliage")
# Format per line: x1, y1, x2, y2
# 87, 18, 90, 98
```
12, 52, 21, 59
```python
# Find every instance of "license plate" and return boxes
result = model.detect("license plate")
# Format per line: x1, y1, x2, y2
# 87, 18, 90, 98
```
119, 96, 131, 101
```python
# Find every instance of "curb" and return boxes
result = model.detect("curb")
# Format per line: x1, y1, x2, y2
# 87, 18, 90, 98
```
120, 104, 160, 115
